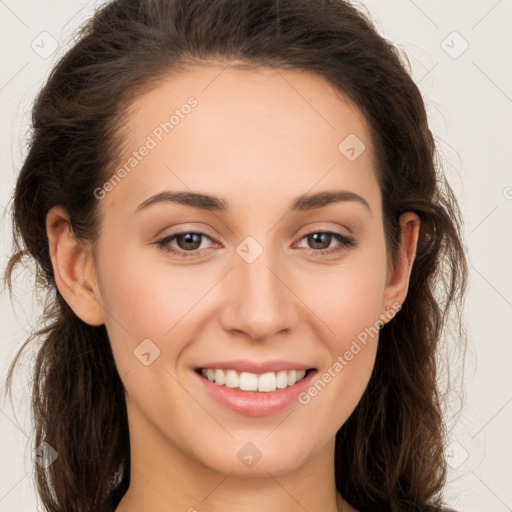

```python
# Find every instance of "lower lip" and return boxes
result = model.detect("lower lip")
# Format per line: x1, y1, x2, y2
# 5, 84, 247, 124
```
194, 369, 317, 416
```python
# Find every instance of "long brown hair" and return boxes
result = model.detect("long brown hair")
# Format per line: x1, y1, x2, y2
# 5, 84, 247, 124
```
3, 1, 467, 511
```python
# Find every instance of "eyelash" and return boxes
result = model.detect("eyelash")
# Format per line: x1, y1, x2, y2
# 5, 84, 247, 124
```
155, 230, 357, 258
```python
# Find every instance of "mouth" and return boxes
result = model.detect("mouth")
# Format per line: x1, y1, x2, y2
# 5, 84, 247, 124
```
194, 367, 316, 393
193, 365, 318, 416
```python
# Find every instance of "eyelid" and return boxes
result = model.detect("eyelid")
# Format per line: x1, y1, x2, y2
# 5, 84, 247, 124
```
293, 230, 357, 256
155, 226, 357, 258
155, 230, 218, 256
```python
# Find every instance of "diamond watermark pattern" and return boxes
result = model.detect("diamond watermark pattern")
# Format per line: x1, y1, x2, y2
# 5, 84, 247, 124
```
34, 442, 58, 468
237, 442, 263, 468
338, 134, 366, 161
134, 338, 161, 366
236, 236, 263, 264
446, 440, 469, 470
441, 31, 469, 59
31, 31, 59, 59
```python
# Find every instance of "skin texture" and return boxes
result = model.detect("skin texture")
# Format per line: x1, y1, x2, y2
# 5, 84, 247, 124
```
46, 63, 420, 512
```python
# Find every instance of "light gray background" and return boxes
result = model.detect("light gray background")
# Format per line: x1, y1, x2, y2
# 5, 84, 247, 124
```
1, 1, 511, 511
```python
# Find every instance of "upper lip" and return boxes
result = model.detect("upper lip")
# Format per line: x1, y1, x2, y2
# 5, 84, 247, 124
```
196, 359, 315, 374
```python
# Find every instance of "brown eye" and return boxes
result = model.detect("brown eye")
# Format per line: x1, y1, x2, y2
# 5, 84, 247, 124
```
306, 232, 333, 250
296, 231, 357, 256
156, 231, 215, 256
175, 233, 203, 251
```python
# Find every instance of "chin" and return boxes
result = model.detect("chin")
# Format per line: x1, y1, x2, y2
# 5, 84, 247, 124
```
194, 438, 314, 478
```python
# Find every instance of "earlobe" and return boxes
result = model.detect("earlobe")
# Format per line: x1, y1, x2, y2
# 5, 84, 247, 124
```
46, 206, 105, 326
381, 212, 421, 317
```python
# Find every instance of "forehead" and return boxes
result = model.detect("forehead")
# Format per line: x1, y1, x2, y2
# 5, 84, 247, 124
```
102, 63, 380, 216
124, 62, 371, 146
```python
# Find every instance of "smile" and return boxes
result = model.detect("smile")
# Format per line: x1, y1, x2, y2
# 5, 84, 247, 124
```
199, 368, 309, 392
194, 365, 318, 416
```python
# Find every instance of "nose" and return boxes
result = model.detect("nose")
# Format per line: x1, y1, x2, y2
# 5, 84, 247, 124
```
219, 242, 300, 343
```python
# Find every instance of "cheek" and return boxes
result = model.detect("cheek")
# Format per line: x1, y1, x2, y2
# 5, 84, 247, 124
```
296, 264, 385, 433
96, 247, 190, 370
303, 249, 388, 347
300, 242, 386, 403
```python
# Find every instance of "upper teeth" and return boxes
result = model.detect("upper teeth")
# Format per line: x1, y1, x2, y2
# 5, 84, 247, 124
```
201, 368, 307, 392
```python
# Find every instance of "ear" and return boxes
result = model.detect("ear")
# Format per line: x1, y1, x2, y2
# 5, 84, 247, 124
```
46, 205, 105, 326
381, 212, 421, 318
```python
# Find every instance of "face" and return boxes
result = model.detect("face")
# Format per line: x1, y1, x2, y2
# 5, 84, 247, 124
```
86, 63, 400, 477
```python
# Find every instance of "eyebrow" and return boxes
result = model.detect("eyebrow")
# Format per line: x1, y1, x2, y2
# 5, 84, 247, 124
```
135, 190, 371, 214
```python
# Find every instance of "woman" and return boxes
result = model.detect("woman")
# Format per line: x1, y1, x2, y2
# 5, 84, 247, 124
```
3, 0, 467, 511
